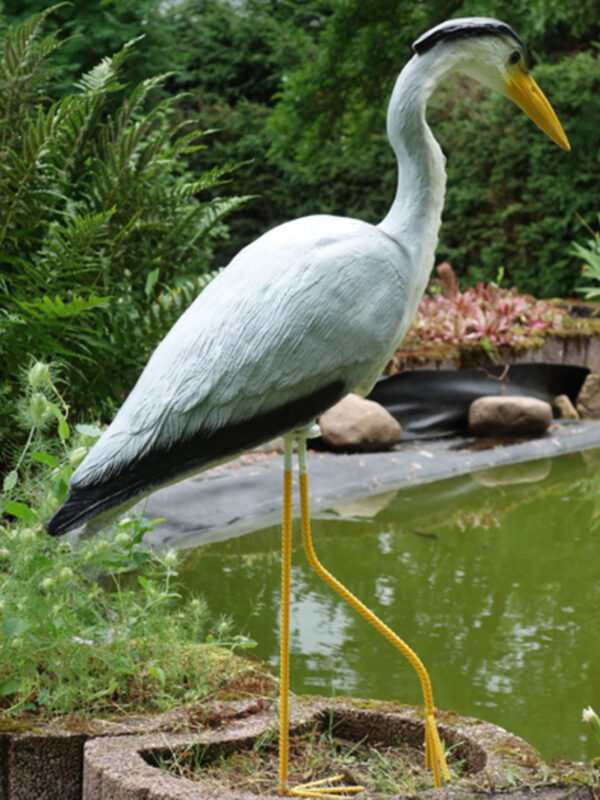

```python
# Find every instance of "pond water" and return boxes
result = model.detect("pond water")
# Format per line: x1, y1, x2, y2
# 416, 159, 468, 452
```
179, 448, 600, 763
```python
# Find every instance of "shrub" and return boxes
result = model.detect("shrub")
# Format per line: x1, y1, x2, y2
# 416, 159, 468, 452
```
0, 8, 247, 461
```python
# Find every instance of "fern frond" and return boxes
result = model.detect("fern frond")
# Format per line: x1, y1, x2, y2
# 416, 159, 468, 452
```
3, 3, 65, 73
15, 293, 111, 320
0, 8, 248, 456
114, 72, 176, 132
37, 208, 116, 279
73, 35, 143, 96
187, 195, 253, 242
0, 106, 60, 250
0, 6, 64, 146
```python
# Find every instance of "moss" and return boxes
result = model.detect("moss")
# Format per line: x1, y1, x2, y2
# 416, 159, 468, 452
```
547, 761, 600, 787
0, 718, 45, 734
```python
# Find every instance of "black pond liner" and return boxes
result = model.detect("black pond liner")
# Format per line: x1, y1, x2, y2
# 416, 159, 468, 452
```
365, 362, 589, 440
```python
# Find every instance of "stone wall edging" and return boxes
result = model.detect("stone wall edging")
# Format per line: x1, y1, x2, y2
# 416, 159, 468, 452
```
82, 697, 550, 800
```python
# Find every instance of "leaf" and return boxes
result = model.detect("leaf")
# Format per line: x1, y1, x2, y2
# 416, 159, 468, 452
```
0, 679, 20, 697
3, 501, 37, 525
58, 418, 70, 440
75, 424, 103, 439
145, 267, 160, 297
31, 451, 60, 467
148, 664, 166, 687
50, 472, 71, 504
3, 470, 18, 491
46, 402, 70, 441
4, 617, 27, 638
15, 294, 111, 320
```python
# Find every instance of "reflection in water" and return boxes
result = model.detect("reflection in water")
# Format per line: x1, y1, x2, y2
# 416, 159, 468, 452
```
180, 449, 600, 762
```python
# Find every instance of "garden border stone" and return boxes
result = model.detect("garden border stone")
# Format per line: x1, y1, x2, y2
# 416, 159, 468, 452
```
0, 725, 85, 800
0, 710, 222, 800
80, 697, 597, 799
2, 697, 596, 799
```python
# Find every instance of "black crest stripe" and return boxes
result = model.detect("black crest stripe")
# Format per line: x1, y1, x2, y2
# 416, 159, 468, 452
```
413, 20, 530, 67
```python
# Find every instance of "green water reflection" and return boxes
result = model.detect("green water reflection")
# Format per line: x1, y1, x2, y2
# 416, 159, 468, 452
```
180, 449, 600, 762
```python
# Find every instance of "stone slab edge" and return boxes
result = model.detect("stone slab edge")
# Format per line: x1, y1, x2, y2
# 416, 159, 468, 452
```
81, 697, 593, 800
142, 420, 600, 550
0, 704, 252, 800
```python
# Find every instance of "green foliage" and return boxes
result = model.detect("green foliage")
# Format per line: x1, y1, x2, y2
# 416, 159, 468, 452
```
171, 0, 327, 106
0, 8, 247, 459
269, 0, 445, 163
166, 0, 332, 262
0, 368, 255, 717
267, 1, 600, 297
0, 510, 249, 716
572, 218, 600, 299
0, 0, 181, 95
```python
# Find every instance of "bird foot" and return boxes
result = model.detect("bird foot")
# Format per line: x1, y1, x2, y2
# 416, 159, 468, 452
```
287, 774, 364, 799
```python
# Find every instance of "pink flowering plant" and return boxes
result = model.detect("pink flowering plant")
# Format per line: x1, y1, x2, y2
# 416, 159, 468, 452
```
402, 264, 567, 352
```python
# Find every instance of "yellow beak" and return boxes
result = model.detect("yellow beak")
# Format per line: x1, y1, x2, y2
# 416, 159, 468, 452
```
506, 71, 570, 151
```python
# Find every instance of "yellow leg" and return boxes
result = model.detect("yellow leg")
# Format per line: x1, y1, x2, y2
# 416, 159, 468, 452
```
279, 436, 294, 796
296, 437, 451, 789
279, 435, 363, 799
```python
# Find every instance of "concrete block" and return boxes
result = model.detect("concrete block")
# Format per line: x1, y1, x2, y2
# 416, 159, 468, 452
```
5, 729, 85, 800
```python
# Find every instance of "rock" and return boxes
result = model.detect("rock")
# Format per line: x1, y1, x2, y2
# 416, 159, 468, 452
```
468, 395, 552, 438
319, 393, 402, 451
576, 373, 600, 419
553, 394, 580, 420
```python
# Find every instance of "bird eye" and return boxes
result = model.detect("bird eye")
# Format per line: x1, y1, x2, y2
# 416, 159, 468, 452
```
509, 50, 521, 65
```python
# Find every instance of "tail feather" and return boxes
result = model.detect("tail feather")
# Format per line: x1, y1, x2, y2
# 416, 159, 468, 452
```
46, 481, 144, 537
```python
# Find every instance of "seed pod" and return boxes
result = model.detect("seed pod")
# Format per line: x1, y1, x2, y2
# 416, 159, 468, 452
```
28, 362, 51, 389
19, 528, 37, 546
29, 392, 50, 426
69, 447, 88, 469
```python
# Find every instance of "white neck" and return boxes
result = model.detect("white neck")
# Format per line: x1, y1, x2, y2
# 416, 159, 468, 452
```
378, 48, 460, 308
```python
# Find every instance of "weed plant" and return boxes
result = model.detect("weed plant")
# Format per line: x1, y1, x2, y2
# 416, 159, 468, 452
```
157, 718, 464, 794
0, 364, 255, 719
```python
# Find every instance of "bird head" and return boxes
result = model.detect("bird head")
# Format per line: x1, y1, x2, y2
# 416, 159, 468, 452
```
413, 17, 570, 151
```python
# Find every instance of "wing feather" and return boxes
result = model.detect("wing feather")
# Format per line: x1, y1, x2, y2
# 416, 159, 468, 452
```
72, 215, 409, 490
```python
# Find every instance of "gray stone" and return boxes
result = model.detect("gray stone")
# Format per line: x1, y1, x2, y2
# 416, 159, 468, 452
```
3, 728, 85, 800
553, 394, 579, 420
577, 373, 600, 419
319, 393, 401, 451
585, 335, 600, 374
468, 396, 552, 438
